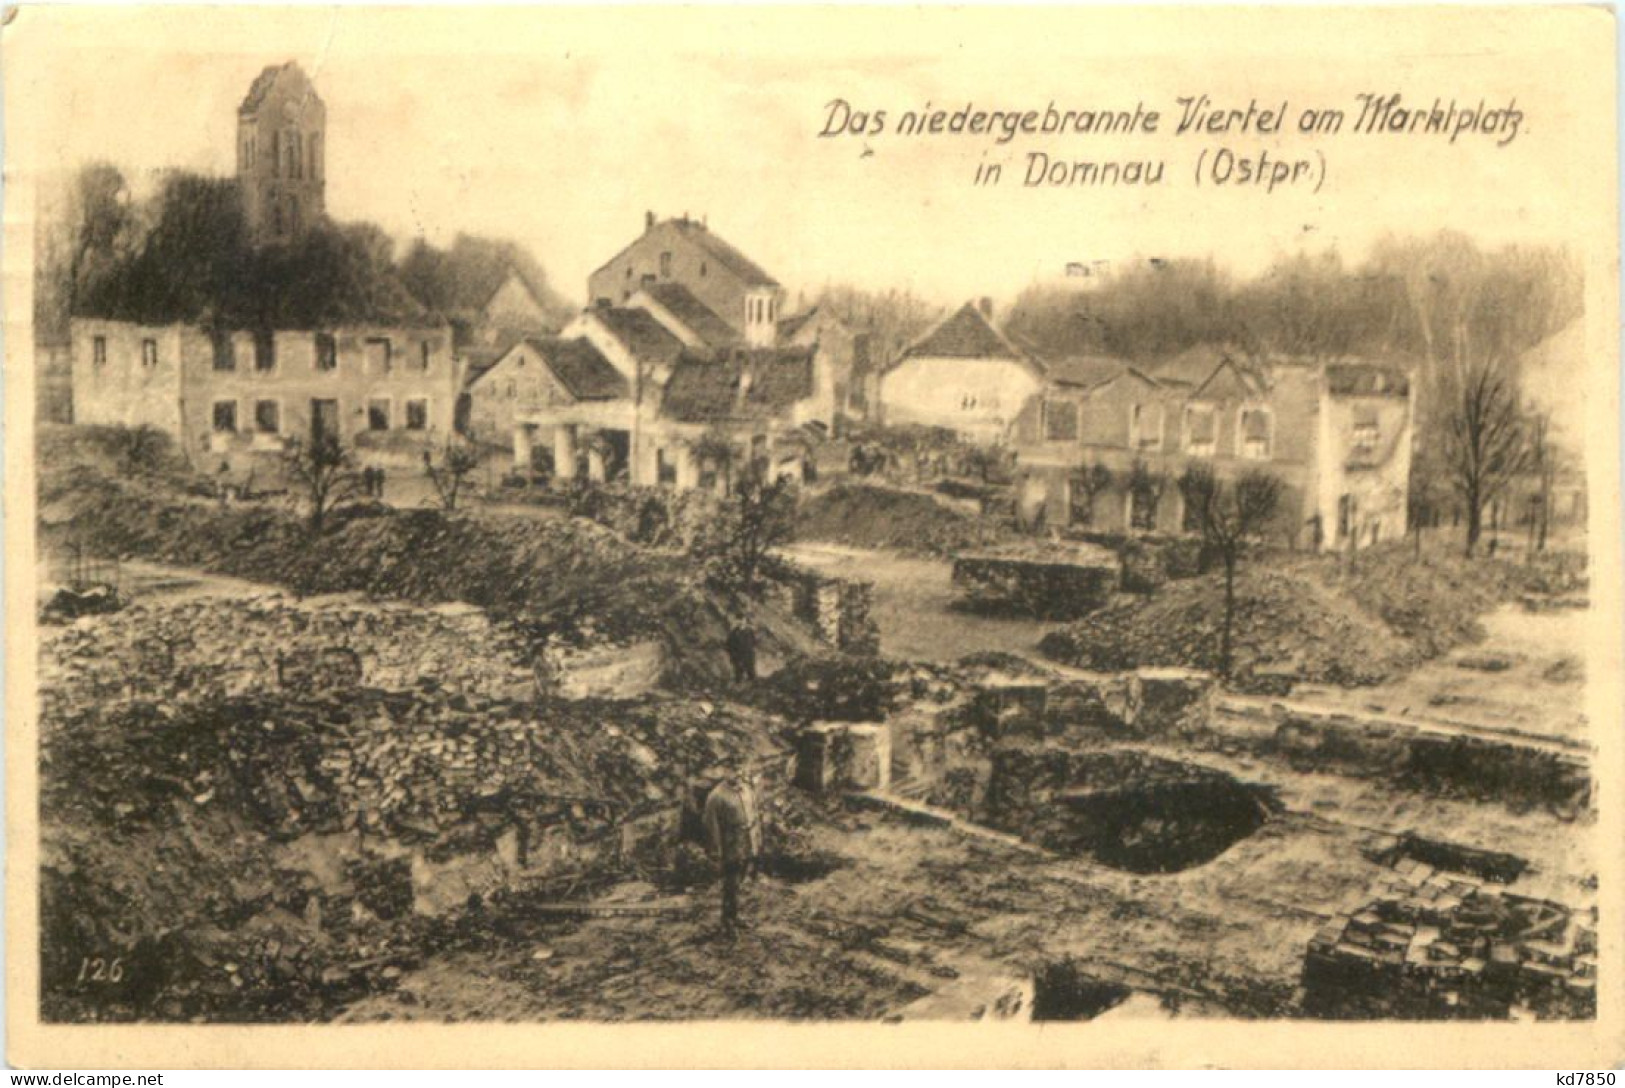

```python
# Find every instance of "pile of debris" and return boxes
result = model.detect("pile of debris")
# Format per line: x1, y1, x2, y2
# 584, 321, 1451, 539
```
44, 686, 784, 844
40, 594, 541, 715
1302, 864, 1597, 1019
1040, 565, 1413, 692
794, 484, 1013, 557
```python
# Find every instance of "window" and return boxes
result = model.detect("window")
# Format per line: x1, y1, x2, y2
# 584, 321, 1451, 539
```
141, 339, 158, 368
1129, 403, 1162, 451
1352, 407, 1380, 452
254, 400, 280, 434
211, 329, 235, 371
308, 133, 321, 181
92, 336, 107, 367
405, 398, 428, 431
364, 338, 392, 374
287, 129, 302, 179
255, 330, 277, 371
273, 202, 284, 236
367, 399, 391, 431
212, 400, 238, 433
288, 196, 301, 236
418, 341, 432, 371
315, 333, 337, 371
506, 381, 517, 399
1239, 407, 1272, 460
1042, 399, 1079, 442
659, 251, 672, 277
270, 131, 280, 177
1184, 404, 1217, 457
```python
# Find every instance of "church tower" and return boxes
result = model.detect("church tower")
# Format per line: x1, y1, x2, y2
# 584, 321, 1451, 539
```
237, 62, 326, 246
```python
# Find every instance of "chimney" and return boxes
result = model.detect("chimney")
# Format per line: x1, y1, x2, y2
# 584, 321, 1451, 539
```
645, 210, 656, 232
978, 296, 994, 320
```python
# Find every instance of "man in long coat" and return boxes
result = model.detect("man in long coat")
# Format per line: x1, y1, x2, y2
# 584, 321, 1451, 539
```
702, 766, 762, 937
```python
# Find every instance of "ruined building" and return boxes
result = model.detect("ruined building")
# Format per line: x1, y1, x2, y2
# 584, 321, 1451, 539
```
1011, 345, 1415, 551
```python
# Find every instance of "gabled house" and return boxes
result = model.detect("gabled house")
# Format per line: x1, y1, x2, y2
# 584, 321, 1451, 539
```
1012, 345, 1414, 549
465, 335, 630, 467
588, 212, 784, 347
877, 299, 1043, 443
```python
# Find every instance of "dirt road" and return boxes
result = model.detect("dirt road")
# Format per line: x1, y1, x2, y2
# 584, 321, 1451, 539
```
779, 542, 1053, 662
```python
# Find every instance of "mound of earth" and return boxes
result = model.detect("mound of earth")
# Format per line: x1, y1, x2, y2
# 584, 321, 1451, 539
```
795, 484, 1012, 556
1039, 565, 1414, 690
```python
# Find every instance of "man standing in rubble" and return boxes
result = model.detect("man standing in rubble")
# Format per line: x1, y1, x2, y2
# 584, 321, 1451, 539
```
702, 761, 762, 938
725, 612, 757, 684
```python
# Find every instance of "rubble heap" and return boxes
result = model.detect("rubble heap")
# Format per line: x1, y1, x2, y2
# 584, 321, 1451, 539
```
44, 687, 785, 844
1303, 863, 1597, 1020
1040, 565, 1412, 691
794, 484, 1014, 557
41, 594, 540, 714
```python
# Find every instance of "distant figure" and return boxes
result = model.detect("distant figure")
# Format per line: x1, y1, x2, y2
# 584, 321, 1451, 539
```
374, 465, 387, 500
725, 616, 757, 683
702, 765, 762, 937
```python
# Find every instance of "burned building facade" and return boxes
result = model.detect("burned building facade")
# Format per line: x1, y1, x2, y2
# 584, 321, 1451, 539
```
71, 318, 460, 468
1012, 346, 1414, 550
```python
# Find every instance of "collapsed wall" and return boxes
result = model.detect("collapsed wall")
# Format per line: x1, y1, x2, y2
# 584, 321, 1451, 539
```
952, 544, 1120, 620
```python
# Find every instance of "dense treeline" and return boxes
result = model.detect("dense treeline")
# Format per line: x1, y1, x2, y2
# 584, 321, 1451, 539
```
34, 164, 573, 337
1001, 240, 1582, 371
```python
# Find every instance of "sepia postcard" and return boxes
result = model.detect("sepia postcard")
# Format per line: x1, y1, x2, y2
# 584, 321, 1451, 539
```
3, 3, 1622, 1070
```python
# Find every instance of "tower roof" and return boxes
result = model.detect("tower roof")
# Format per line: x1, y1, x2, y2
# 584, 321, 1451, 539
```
239, 61, 320, 116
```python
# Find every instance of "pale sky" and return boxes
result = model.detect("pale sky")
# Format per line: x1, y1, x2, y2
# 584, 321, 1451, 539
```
6, 6, 1614, 311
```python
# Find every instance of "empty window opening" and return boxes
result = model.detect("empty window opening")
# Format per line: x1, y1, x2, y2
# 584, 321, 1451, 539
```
254, 400, 280, 434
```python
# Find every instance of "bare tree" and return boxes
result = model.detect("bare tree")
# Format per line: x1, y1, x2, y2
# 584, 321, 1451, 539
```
282, 433, 361, 532
423, 436, 481, 511
1442, 359, 1532, 556
1177, 464, 1284, 680
1524, 408, 1560, 554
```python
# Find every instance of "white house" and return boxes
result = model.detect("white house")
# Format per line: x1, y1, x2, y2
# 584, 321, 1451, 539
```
877, 300, 1043, 444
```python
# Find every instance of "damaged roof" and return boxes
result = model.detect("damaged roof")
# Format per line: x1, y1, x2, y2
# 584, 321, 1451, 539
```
239, 62, 318, 116
660, 347, 815, 423
641, 283, 740, 347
